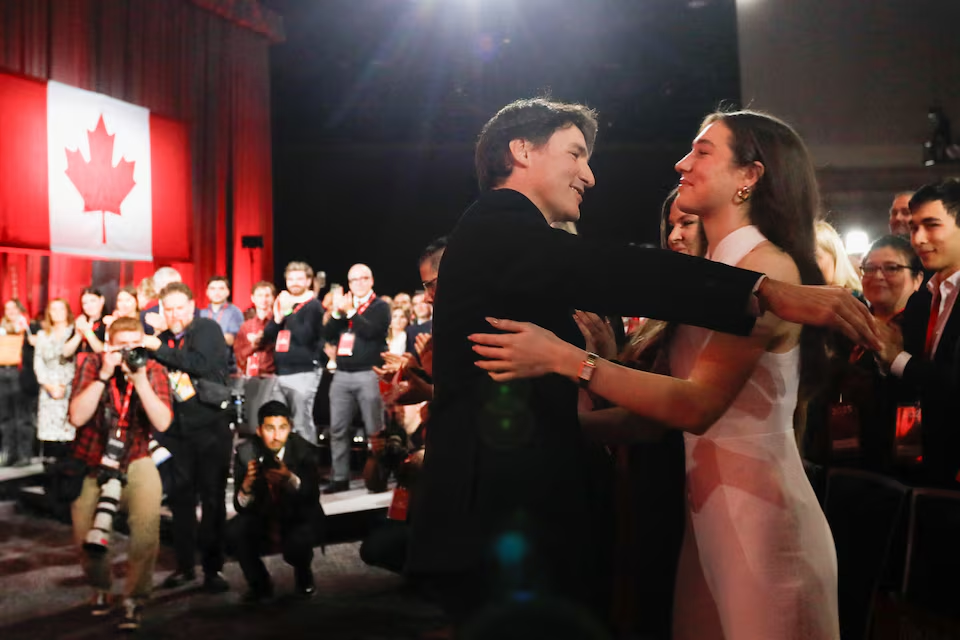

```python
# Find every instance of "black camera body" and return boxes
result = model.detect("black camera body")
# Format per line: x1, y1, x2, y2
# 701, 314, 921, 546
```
257, 452, 281, 471
375, 422, 410, 473
121, 346, 149, 372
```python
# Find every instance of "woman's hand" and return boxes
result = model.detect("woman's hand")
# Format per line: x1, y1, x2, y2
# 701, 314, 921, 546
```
469, 317, 582, 382
574, 311, 618, 360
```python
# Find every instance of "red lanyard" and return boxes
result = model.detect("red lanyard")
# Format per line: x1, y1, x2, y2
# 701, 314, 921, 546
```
210, 306, 226, 325
349, 294, 376, 329
109, 378, 136, 428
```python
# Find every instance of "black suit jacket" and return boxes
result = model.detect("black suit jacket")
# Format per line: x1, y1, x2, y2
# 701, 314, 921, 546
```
408, 189, 762, 596
899, 286, 960, 484
154, 318, 229, 435
233, 433, 325, 528
405, 320, 432, 355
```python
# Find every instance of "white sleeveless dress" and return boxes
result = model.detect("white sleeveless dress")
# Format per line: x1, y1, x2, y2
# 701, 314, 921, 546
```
669, 226, 839, 640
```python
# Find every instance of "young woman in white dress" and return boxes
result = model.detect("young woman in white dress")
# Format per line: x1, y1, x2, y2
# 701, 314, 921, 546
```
468, 110, 840, 640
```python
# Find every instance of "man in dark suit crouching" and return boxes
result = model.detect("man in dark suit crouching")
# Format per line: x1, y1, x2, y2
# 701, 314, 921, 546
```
226, 401, 324, 602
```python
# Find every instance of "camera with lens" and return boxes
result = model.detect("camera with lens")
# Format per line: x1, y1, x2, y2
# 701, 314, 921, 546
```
257, 452, 281, 471
83, 434, 128, 556
375, 421, 410, 474
121, 346, 149, 373
364, 418, 411, 493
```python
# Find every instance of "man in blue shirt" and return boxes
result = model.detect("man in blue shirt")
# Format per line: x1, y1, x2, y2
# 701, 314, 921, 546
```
200, 276, 245, 373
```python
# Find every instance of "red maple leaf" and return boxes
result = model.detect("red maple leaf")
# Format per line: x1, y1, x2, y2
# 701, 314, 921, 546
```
64, 115, 137, 244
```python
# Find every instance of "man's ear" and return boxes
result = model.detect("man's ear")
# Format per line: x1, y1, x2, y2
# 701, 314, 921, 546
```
508, 138, 533, 169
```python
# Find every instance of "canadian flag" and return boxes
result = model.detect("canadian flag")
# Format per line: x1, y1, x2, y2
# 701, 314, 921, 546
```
0, 74, 190, 262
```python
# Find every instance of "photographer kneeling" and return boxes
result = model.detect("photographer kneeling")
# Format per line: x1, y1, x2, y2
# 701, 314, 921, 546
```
226, 401, 324, 602
68, 317, 173, 631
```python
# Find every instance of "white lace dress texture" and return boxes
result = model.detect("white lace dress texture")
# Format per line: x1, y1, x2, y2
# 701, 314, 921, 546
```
669, 225, 839, 640
33, 329, 76, 443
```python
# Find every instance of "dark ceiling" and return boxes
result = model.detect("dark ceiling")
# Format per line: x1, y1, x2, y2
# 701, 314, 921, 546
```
263, 0, 741, 293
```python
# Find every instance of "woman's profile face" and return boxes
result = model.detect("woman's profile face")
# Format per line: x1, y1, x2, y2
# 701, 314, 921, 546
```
666, 199, 703, 256
816, 246, 836, 285
674, 120, 745, 217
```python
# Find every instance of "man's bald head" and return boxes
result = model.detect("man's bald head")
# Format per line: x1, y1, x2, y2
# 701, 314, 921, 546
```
347, 263, 374, 298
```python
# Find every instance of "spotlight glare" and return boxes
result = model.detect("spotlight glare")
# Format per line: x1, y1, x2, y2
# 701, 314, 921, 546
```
844, 230, 870, 256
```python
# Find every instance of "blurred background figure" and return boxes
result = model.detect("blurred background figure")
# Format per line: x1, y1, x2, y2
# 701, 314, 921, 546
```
816, 220, 863, 295
663, 186, 705, 257
34, 298, 77, 456
104, 285, 140, 328
0, 299, 34, 467
387, 306, 410, 356
889, 192, 914, 238
136, 278, 157, 314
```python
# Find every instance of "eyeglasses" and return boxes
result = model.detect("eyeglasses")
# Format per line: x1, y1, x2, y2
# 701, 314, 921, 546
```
347, 276, 371, 283
422, 277, 438, 291
860, 263, 913, 277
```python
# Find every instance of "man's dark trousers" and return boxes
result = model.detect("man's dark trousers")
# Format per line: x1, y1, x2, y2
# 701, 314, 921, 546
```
164, 418, 232, 576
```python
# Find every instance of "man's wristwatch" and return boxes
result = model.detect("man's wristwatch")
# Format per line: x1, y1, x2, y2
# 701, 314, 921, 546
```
577, 352, 599, 389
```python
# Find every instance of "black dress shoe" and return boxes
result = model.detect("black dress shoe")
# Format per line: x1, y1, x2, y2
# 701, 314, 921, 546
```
322, 480, 350, 494
241, 581, 274, 604
161, 570, 196, 589
294, 566, 315, 597
203, 571, 230, 593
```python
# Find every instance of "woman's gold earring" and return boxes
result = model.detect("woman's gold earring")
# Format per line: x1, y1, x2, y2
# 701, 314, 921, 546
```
735, 185, 752, 204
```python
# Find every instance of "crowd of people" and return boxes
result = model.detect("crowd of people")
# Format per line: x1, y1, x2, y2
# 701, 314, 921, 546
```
0, 96, 958, 639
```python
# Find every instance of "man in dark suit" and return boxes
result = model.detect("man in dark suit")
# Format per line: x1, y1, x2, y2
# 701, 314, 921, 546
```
879, 178, 960, 487
407, 98, 881, 629
227, 400, 323, 601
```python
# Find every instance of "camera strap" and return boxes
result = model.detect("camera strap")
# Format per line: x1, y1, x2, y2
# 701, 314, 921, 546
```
109, 378, 136, 428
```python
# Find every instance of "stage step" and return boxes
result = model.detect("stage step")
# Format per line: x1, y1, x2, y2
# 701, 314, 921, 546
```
0, 460, 45, 500
15, 476, 392, 544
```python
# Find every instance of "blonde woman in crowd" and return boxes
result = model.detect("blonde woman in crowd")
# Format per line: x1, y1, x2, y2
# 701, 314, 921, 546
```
136, 278, 157, 312
815, 220, 862, 293
387, 306, 411, 356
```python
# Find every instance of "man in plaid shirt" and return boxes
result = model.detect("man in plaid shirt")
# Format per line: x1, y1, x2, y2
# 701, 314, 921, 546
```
68, 316, 173, 632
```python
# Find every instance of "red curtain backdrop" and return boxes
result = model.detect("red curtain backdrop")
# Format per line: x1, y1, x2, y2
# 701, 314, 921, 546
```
0, 0, 276, 314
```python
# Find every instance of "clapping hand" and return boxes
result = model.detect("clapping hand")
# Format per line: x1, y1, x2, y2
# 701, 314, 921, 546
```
334, 290, 354, 315
874, 320, 905, 366
416, 334, 434, 377
373, 351, 414, 379
75, 315, 92, 334
144, 312, 166, 333
573, 311, 618, 360
275, 291, 293, 318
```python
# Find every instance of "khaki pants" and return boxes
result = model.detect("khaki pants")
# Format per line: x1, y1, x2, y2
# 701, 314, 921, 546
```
71, 457, 162, 598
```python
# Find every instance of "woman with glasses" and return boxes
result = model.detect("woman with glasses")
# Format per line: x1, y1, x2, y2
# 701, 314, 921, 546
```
860, 236, 924, 324
808, 235, 924, 471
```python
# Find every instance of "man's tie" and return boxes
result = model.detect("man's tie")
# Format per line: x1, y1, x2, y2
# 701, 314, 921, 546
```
924, 289, 943, 358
